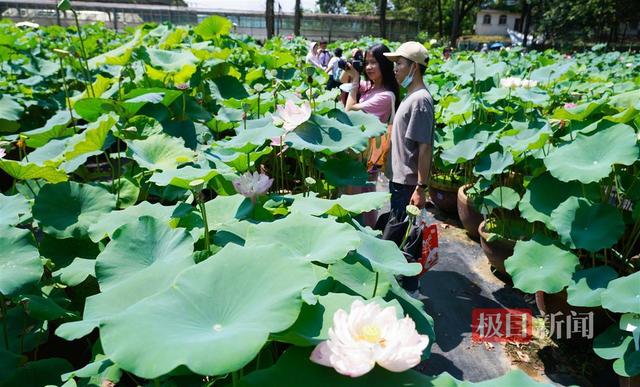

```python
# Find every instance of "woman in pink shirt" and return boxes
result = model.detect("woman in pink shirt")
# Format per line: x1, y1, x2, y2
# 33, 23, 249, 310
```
340, 44, 399, 226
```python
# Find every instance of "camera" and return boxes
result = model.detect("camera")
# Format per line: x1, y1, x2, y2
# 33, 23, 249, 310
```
337, 50, 364, 73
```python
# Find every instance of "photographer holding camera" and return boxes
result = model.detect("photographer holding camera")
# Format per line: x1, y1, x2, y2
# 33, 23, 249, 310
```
339, 44, 400, 227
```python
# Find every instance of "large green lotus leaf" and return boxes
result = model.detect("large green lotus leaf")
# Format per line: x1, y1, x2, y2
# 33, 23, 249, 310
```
316, 155, 369, 186
0, 159, 67, 183
325, 108, 387, 137
286, 114, 369, 154
0, 94, 22, 133
99, 243, 316, 378
482, 186, 520, 211
61, 354, 121, 385
56, 241, 195, 341
89, 29, 144, 68
613, 342, 640, 377
126, 134, 194, 171
0, 348, 23, 380
505, 239, 580, 294
440, 130, 497, 164
244, 213, 361, 264
544, 123, 639, 184
530, 61, 574, 83
511, 87, 550, 106
73, 98, 119, 122
0, 193, 30, 226
552, 100, 603, 121
69, 75, 113, 108
518, 172, 599, 227
482, 87, 509, 104
39, 233, 100, 269
220, 116, 282, 149
439, 89, 472, 125
26, 138, 68, 166
19, 110, 74, 148
33, 182, 115, 239
499, 120, 551, 152
149, 166, 221, 190
328, 254, 391, 298
550, 197, 624, 252
1, 358, 73, 387
601, 272, 640, 314
204, 194, 252, 229
0, 225, 42, 296
604, 107, 640, 124
473, 151, 514, 179
123, 88, 183, 110
205, 145, 272, 173
239, 346, 461, 387
63, 113, 116, 161
95, 216, 194, 291
447, 57, 506, 84
567, 266, 619, 307
211, 75, 250, 100
288, 192, 389, 217
609, 89, 640, 110
88, 201, 183, 242
594, 324, 634, 360
356, 232, 421, 276
194, 14, 233, 39
146, 48, 199, 72
54, 257, 96, 287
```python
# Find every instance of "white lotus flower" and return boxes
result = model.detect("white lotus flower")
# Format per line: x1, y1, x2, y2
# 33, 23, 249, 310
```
232, 171, 273, 202
500, 76, 522, 89
520, 79, 538, 89
310, 300, 429, 377
275, 100, 312, 133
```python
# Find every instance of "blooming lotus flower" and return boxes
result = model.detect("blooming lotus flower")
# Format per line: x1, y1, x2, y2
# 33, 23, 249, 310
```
310, 300, 429, 377
0, 148, 5, 159
232, 171, 273, 202
500, 76, 522, 89
520, 79, 538, 89
564, 103, 577, 109
275, 100, 312, 133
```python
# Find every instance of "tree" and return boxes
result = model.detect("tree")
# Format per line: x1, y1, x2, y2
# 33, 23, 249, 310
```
294, 0, 302, 35
318, 0, 346, 13
380, 0, 387, 38
450, 0, 479, 46
266, 0, 275, 39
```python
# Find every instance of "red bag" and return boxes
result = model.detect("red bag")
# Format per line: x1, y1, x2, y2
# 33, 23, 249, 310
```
418, 215, 439, 275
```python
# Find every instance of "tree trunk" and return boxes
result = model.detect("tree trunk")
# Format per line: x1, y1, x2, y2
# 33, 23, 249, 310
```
450, 0, 461, 47
379, 0, 387, 38
294, 0, 302, 36
436, 0, 443, 37
266, 0, 275, 39
522, 3, 532, 47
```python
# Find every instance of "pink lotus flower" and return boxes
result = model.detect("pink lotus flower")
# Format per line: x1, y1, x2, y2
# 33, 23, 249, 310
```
0, 148, 5, 159
564, 103, 577, 109
232, 171, 273, 202
275, 100, 312, 133
310, 300, 429, 377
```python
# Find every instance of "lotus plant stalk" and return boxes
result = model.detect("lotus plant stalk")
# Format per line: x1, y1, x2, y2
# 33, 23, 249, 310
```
0, 294, 9, 350
189, 179, 210, 252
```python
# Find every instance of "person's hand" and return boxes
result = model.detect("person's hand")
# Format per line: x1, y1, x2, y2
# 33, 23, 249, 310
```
345, 63, 360, 79
410, 187, 426, 209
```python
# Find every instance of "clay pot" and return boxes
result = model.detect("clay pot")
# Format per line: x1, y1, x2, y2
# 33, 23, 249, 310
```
429, 182, 459, 215
535, 289, 615, 339
478, 220, 516, 275
457, 184, 483, 239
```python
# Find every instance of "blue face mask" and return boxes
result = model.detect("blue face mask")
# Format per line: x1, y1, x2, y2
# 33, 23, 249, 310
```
400, 64, 415, 89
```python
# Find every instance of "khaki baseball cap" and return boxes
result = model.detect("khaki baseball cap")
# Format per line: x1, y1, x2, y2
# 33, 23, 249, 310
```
383, 41, 428, 66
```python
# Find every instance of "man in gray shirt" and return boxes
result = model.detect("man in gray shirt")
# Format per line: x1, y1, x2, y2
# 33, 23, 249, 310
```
384, 42, 435, 221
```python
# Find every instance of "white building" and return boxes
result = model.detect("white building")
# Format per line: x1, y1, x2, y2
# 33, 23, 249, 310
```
474, 9, 522, 36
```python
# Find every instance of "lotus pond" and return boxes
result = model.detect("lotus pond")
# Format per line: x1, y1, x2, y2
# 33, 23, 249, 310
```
0, 10, 639, 387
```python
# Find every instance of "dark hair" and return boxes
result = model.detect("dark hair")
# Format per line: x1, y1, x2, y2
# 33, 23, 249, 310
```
334, 47, 343, 57
363, 44, 400, 109
417, 63, 427, 75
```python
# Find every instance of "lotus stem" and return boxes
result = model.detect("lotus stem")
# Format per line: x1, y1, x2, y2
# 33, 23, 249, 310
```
115, 138, 122, 208
72, 10, 94, 97
198, 199, 210, 253
372, 271, 379, 298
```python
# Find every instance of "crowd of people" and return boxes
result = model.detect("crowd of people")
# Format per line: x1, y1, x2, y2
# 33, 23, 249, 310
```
305, 39, 437, 297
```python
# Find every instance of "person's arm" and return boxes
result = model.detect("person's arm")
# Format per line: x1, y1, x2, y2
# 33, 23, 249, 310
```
410, 143, 433, 208
344, 67, 361, 111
